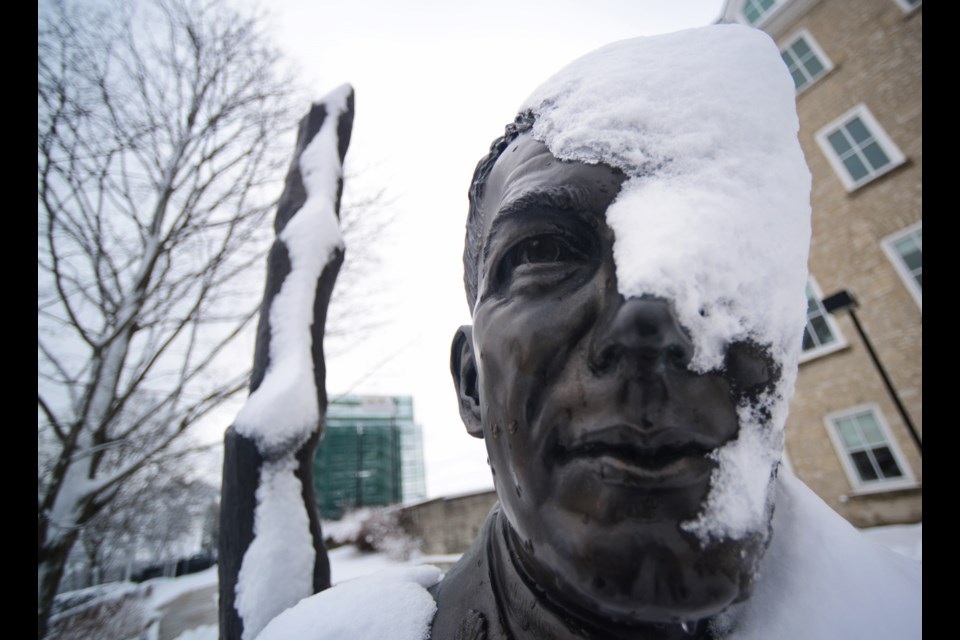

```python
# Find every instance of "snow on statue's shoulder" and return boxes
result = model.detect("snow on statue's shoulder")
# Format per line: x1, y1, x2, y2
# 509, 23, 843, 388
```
726, 471, 922, 640
255, 565, 442, 640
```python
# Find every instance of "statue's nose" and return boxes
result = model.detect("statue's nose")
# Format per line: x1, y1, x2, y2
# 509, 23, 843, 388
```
589, 296, 693, 376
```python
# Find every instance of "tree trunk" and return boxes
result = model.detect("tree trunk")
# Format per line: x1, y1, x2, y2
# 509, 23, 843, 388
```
38, 529, 79, 639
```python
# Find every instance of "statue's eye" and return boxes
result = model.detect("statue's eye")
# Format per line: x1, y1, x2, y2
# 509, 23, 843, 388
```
495, 233, 591, 291
505, 235, 583, 272
485, 215, 600, 298
518, 237, 565, 264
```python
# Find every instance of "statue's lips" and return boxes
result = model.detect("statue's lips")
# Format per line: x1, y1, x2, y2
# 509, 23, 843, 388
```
554, 425, 718, 489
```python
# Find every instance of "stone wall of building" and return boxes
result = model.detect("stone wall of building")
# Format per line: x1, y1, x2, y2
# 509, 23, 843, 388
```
400, 490, 499, 556
769, 0, 921, 526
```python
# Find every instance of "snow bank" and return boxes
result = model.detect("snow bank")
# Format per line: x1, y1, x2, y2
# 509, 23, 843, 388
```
519, 25, 810, 544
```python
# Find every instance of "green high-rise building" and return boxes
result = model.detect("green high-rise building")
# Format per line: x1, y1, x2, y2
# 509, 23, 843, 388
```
314, 395, 427, 520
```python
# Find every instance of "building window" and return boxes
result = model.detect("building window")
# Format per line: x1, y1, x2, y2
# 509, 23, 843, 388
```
882, 222, 922, 308
780, 31, 832, 92
800, 279, 845, 362
741, 0, 780, 25
825, 405, 916, 493
816, 105, 906, 191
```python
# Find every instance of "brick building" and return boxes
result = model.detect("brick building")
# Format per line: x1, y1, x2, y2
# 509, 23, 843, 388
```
721, 0, 921, 526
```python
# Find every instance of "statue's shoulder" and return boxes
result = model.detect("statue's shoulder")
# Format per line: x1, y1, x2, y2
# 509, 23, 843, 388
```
256, 564, 442, 640
728, 473, 921, 640
429, 509, 503, 640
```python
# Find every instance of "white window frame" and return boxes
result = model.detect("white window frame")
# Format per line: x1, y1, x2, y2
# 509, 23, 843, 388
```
881, 222, 922, 309
780, 30, 833, 94
739, 0, 784, 27
799, 277, 846, 363
824, 404, 917, 494
815, 104, 906, 191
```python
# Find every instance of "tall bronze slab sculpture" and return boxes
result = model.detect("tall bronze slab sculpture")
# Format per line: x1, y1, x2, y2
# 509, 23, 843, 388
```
219, 86, 354, 640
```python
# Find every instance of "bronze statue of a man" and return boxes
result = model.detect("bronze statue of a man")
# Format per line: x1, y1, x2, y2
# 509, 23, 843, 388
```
431, 34, 788, 639
255, 24, 921, 640
428, 24, 920, 640
433, 130, 776, 640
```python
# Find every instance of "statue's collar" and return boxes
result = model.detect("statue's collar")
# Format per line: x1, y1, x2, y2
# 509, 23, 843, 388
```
488, 510, 589, 639
432, 506, 717, 639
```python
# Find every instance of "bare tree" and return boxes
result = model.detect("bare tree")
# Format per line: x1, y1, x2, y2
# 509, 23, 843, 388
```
65, 456, 219, 590
37, 0, 300, 634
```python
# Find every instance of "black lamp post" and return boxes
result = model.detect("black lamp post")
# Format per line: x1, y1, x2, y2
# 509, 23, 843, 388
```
821, 290, 922, 455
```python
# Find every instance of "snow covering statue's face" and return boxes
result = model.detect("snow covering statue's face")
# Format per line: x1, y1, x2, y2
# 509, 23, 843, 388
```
452, 132, 780, 627
452, 24, 811, 630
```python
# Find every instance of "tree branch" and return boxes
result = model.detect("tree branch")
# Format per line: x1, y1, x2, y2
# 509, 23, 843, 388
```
38, 395, 66, 442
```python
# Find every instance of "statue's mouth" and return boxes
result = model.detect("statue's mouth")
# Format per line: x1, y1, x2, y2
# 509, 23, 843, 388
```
554, 424, 719, 488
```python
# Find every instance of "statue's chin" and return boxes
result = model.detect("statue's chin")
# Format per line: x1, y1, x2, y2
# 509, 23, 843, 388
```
512, 519, 768, 629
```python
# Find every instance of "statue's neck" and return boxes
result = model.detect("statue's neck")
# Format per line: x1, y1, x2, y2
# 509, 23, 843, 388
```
491, 513, 718, 640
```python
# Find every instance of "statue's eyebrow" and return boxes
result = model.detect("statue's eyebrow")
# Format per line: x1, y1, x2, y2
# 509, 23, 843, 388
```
482, 185, 598, 268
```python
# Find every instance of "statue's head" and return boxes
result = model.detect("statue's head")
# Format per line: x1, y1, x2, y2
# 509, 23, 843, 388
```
451, 25, 811, 631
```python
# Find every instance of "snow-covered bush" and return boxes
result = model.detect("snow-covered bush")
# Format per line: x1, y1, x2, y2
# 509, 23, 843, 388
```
354, 508, 420, 560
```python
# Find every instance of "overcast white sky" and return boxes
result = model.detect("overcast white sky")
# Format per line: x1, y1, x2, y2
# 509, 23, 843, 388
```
229, 0, 729, 497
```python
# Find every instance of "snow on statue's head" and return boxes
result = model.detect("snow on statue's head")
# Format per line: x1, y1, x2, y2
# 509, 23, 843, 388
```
453, 24, 811, 630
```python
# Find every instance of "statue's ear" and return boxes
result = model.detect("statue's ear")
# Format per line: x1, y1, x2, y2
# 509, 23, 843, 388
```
451, 325, 483, 438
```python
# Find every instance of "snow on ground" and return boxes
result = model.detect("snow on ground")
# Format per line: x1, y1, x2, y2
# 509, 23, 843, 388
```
173, 624, 218, 640
147, 566, 219, 610
327, 545, 418, 584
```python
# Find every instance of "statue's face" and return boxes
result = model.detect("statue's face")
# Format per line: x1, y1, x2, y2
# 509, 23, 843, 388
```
457, 133, 777, 627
